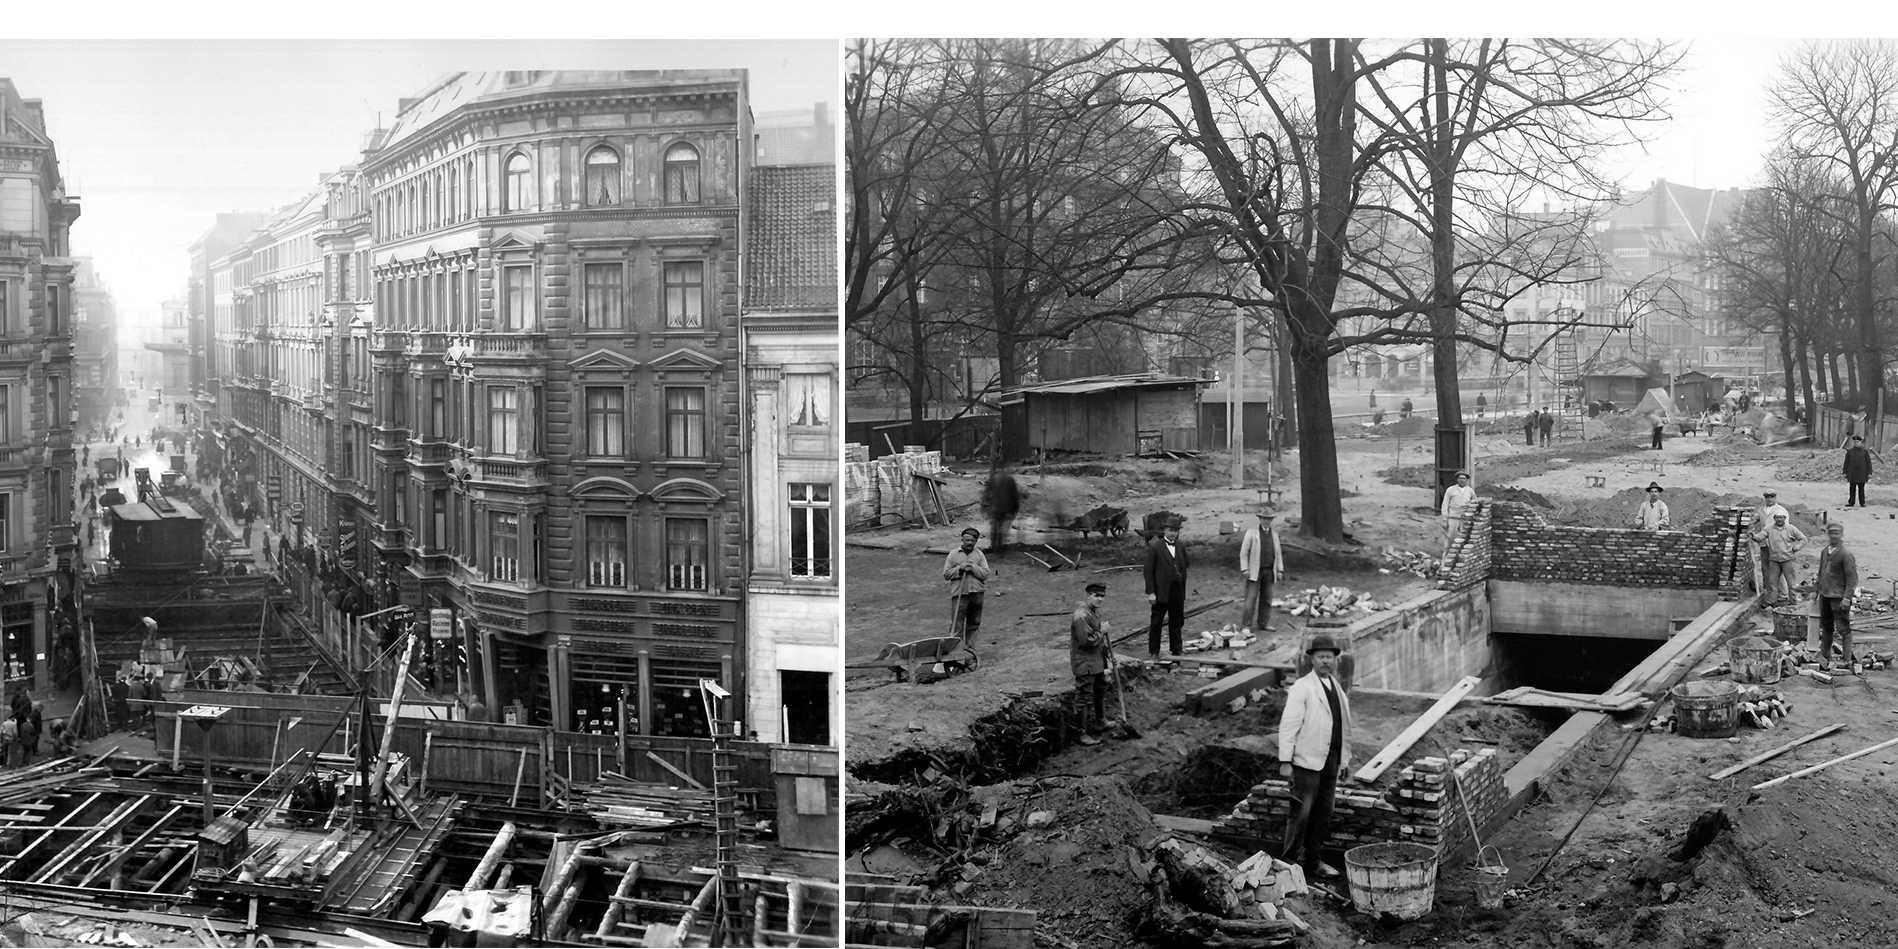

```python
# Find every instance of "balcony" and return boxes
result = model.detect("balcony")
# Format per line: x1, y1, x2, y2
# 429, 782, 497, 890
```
370, 330, 405, 353
408, 440, 452, 466
407, 331, 451, 356
469, 333, 547, 360
476, 457, 548, 488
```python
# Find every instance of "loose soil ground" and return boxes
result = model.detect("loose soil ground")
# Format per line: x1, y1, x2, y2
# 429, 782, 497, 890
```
847, 428, 1898, 948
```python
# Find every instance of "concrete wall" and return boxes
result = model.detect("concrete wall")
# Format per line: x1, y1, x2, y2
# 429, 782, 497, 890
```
1340, 582, 1492, 694
1488, 580, 1719, 639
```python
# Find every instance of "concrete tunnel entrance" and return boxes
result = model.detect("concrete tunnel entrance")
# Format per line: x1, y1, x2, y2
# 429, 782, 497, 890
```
1490, 631, 1666, 695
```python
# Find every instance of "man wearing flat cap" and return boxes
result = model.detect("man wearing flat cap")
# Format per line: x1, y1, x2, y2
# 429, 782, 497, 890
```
1816, 521, 1860, 667
1143, 517, 1189, 660
1070, 582, 1113, 745
1635, 482, 1670, 531
943, 527, 990, 639
1278, 634, 1353, 880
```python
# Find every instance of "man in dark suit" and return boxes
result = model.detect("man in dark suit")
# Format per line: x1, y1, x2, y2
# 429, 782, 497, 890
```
1143, 517, 1189, 660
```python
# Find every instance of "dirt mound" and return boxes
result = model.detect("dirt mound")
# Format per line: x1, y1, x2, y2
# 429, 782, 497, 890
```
1681, 443, 1769, 468
1485, 484, 1555, 509
1774, 449, 1898, 485
1378, 464, 1436, 488
963, 775, 1165, 948
1539, 485, 1750, 530
1596, 412, 1650, 436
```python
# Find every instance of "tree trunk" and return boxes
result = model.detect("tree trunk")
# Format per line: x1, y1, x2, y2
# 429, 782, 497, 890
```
1778, 322, 1798, 417
1796, 334, 1817, 423
995, 326, 1021, 459
1825, 349, 1842, 403
1289, 309, 1343, 543
1845, 350, 1861, 406
1425, 38, 1464, 508
1274, 312, 1298, 448
903, 260, 929, 436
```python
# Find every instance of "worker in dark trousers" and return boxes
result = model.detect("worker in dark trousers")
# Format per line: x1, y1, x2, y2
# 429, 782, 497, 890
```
1070, 582, 1112, 746
1816, 522, 1860, 668
1143, 517, 1189, 661
1278, 635, 1353, 880
1844, 434, 1874, 507
984, 469, 1020, 555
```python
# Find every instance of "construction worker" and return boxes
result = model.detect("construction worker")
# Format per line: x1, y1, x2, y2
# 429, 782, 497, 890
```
1238, 505, 1285, 635
1844, 434, 1874, 507
1816, 522, 1860, 668
1635, 482, 1670, 530
1750, 511, 1806, 606
1537, 407, 1554, 446
942, 527, 990, 639
1440, 471, 1477, 553
1070, 582, 1112, 746
1278, 634, 1353, 881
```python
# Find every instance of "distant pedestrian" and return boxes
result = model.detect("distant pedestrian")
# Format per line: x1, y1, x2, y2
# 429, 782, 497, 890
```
1475, 393, 1487, 418
943, 527, 990, 639
1523, 410, 1538, 447
1143, 517, 1189, 660
1815, 522, 1860, 667
1750, 512, 1806, 606
1537, 408, 1554, 446
1399, 397, 1413, 420
984, 469, 1021, 555
1070, 582, 1113, 746
1368, 389, 1377, 409
1635, 482, 1670, 530
1238, 505, 1285, 635
1649, 413, 1666, 450
1844, 434, 1874, 507
1440, 471, 1477, 553
1277, 634, 1352, 882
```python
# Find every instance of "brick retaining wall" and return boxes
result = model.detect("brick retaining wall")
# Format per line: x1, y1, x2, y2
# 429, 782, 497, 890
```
1483, 500, 1751, 597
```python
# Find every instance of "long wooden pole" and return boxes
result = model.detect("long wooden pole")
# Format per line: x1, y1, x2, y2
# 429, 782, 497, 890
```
1752, 734, 1898, 790
367, 629, 418, 812
1707, 723, 1846, 781
463, 821, 517, 890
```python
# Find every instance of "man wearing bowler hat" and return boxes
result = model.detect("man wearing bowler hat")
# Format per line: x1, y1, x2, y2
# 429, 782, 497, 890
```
942, 527, 990, 639
1070, 582, 1113, 745
1635, 482, 1670, 530
1816, 521, 1860, 668
1278, 634, 1353, 880
1143, 517, 1189, 661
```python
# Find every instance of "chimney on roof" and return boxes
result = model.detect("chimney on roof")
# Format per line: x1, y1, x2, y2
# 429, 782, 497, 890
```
814, 101, 834, 163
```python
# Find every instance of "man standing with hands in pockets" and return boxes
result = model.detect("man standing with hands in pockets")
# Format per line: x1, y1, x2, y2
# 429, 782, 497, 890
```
1278, 634, 1353, 880
1143, 517, 1189, 661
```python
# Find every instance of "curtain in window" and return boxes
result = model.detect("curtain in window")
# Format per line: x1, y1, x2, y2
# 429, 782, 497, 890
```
785, 372, 831, 427
505, 154, 530, 211
488, 387, 518, 455
663, 262, 703, 328
585, 387, 624, 456
664, 388, 705, 458
586, 516, 628, 587
664, 143, 701, 204
584, 263, 623, 330
665, 518, 709, 591
585, 146, 621, 206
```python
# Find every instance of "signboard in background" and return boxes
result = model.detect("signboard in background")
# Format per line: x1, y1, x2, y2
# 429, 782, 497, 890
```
430, 608, 454, 640
1700, 346, 1767, 371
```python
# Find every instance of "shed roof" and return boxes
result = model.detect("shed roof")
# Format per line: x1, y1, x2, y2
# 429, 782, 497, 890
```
109, 501, 203, 523
997, 373, 1210, 404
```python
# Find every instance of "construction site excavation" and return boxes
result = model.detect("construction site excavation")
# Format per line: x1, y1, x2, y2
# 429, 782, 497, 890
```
843, 418, 1898, 949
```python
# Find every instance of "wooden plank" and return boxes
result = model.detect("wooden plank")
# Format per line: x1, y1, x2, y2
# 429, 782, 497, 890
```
1708, 723, 1848, 781
1353, 675, 1482, 784
646, 751, 708, 790
1752, 735, 1898, 790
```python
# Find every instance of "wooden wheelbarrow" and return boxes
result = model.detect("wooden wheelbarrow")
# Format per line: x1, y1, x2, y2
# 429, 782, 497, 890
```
847, 636, 981, 685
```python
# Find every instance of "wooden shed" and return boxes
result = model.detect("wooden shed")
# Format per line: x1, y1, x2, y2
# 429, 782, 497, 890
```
998, 373, 1209, 459
1579, 361, 1659, 407
1670, 370, 1726, 415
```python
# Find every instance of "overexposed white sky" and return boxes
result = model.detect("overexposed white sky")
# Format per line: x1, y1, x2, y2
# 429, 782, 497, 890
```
0, 39, 837, 328
1609, 38, 1794, 193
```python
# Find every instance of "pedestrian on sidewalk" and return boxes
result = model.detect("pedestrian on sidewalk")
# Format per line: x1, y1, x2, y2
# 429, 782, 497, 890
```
1816, 522, 1860, 667
942, 527, 990, 640
1844, 434, 1874, 507
1278, 634, 1353, 881
1238, 504, 1285, 635
1070, 582, 1112, 746
1475, 392, 1487, 418
1400, 397, 1413, 420
1538, 408, 1554, 446
1523, 409, 1538, 447
1751, 512, 1806, 605
1635, 482, 1670, 530
1143, 517, 1189, 661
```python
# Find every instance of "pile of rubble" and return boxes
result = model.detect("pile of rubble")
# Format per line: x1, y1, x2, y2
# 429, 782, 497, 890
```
1273, 585, 1389, 618
1774, 449, 1898, 484
1377, 548, 1442, 579
1181, 624, 1260, 653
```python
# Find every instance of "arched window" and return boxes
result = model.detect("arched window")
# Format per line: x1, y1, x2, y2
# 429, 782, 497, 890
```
504, 153, 530, 211
584, 145, 621, 206
663, 142, 700, 204
449, 168, 459, 221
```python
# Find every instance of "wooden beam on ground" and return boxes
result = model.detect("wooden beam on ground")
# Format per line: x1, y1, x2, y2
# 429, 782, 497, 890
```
594, 860, 642, 939
1184, 667, 1279, 717
1354, 675, 1482, 784
646, 751, 707, 790
463, 820, 517, 889
77, 803, 186, 889
673, 874, 719, 944
1708, 723, 1847, 781
1752, 735, 1898, 791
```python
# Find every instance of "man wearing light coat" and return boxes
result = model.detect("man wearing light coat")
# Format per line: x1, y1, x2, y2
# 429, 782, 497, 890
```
1238, 506, 1285, 634
1277, 634, 1353, 879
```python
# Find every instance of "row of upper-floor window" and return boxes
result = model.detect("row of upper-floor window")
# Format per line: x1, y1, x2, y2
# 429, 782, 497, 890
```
375, 256, 711, 332
383, 376, 720, 462
373, 140, 707, 243
0, 279, 69, 336
0, 379, 69, 442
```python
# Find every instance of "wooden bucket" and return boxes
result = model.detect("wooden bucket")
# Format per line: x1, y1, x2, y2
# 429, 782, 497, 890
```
1728, 636, 1785, 685
1771, 605, 1812, 644
1669, 679, 1739, 739
1344, 842, 1439, 920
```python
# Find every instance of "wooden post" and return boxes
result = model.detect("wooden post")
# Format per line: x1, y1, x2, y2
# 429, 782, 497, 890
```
463, 821, 516, 890
673, 875, 718, 943
367, 630, 419, 812
544, 872, 588, 940
540, 843, 592, 918
509, 748, 529, 808
752, 892, 769, 947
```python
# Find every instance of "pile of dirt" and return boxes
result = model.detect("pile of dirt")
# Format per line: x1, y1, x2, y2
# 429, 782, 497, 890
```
1774, 449, 1898, 485
1485, 484, 1555, 509
1378, 464, 1437, 489
1681, 443, 1770, 468
962, 775, 1166, 948
1539, 485, 1751, 530
1597, 412, 1652, 436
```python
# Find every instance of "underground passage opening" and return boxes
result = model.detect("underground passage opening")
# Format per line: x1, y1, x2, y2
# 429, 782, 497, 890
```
1490, 631, 1665, 695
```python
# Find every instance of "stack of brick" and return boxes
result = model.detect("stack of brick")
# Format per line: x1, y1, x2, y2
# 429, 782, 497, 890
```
1214, 747, 1508, 864
845, 443, 870, 463
1436, 500, 1493, 592
1488, 501, 1744, 589
844, 448, 944, 526
1152, 839, 1308, 920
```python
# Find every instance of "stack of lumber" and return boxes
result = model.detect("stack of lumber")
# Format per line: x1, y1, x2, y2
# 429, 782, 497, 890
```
579, 773, 715, 828
0, 756, 108, 807
1484, 687, 1644, 713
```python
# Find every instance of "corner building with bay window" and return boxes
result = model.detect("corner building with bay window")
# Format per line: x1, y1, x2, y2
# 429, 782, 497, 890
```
363, 71, 750, 736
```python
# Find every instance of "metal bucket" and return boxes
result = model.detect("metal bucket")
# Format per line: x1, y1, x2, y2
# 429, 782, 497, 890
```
1344, 842, 1439, 920
1729, 636, 1785, 685
1669, 679, 1739, 739
1472, 846, 1509, 910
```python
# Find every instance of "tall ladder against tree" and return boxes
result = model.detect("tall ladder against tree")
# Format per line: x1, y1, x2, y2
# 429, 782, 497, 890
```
1553, 332, 1583, 442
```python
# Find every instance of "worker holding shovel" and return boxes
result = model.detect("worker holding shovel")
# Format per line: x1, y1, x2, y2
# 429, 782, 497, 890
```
1070, 582, 1113, 746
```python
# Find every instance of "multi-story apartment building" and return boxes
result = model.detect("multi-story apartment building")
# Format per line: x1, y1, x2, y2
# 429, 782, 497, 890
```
0, 79, 81, 688
188, 212, 268, 446
71, 257, 118, 437
742, 164, 837, 745
359, 70, 752, 735
148, 297, 191, 429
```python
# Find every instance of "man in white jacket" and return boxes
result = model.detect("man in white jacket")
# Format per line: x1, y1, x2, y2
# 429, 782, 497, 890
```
1439, 470, 1476, 553
1277, 634, 1353, 879
1238, 506, 1285, 635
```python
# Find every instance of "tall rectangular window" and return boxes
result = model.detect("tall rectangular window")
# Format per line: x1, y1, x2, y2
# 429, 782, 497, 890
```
786, 373, 832, 428
583, 263, 623, 330
450, 268, 463, 329
789, 483, 832, 579
585, 387, 624, 457
487, 386, 518, 455
502, 265, 534, 330
0, 494, 9, 553
432, 489, 448, 551
47, 376, 61, 430
0, 280, 8, 334
662, 261, 704, 328
585, 516, 628, 588
665, 518, 709, 592
430, 378, 447, 438
663, 387, 705, 459
491, 511, 520, 581
46, 285, 60, 335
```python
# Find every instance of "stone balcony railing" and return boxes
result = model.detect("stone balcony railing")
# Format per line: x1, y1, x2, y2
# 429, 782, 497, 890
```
477, 457, 548, 486
408, 440, 452, 466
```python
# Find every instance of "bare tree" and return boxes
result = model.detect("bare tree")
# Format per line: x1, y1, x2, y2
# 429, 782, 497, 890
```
1769, 39, 1898, 412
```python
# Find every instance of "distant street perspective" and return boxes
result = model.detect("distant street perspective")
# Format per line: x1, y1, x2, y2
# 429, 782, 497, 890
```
0, 41, 840, 949
845, 38, 1898, 949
